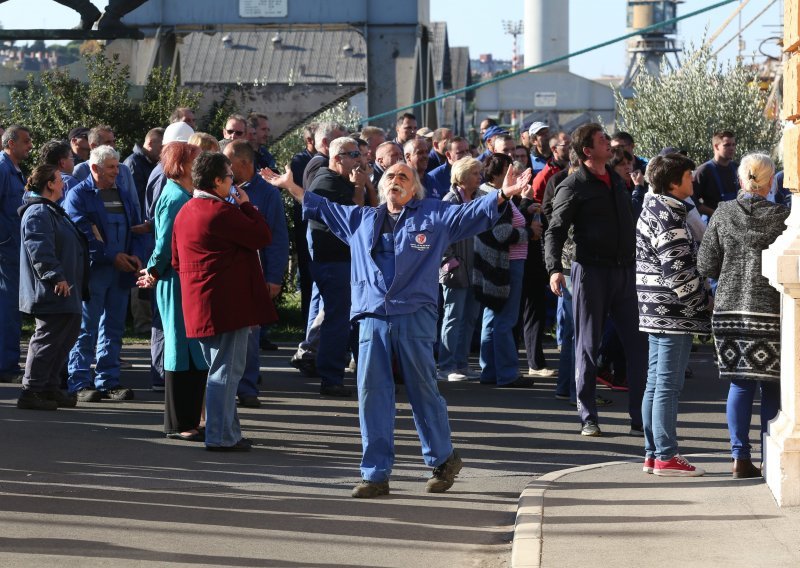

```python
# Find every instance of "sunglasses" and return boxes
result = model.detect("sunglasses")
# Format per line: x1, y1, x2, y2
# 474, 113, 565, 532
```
226, 129, 244, 136
338, 150, 361, 159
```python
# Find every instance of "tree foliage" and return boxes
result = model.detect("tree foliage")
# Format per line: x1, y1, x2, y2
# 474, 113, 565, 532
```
614, 45, 781, 164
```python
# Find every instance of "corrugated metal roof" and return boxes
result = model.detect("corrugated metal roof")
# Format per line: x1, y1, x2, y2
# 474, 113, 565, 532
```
429, 21, 451, 89
450, 46, 470, 91
179, 28, 367, 85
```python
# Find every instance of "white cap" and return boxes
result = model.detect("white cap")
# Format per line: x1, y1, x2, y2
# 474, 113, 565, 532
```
528, 121, 549, 136
163, 121, 195, 144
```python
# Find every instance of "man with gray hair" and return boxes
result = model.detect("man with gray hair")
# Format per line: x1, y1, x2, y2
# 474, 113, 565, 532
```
65, 145, 147, 403
0, 125, 32, 382
404, 138, 439, 199
263, 161, 532, 497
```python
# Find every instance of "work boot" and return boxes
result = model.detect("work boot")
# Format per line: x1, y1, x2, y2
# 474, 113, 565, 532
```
96, 0, 148, 29
425, 450, 463, 493
732, 458, 762, 479
58, 0, 102, 31
43, 388, 78, 408
351, 479, 390, 498
17, 390, 58, 411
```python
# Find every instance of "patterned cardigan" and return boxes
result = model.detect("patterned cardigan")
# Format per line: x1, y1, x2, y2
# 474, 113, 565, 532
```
635, 193, 711, 335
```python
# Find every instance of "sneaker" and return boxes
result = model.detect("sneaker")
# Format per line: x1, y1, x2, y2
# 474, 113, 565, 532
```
643, 456, 655, 474
528, 367, 556, 378
17, 390, 58, 411
76, 387, 103, 403
43, 389, 77, 408
653, 455, 705, 477
436, 370, 451, 382
351, 479, 390, 498
596, 369, 615, 389
319, 384, 352, 397
456, 368, 481, 380
447, 371, 469, 382
101, 387, 134, 401
289, 355, 318, 378
426, 450, 463, 493
581, 421, 602, 437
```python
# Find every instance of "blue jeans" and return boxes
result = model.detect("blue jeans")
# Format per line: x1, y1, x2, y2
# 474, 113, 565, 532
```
555, 275, 576, 402
727, 378, 781, 460
310, 260, 352, 386
199, 327, 249, 447
642, 333, 692, 461
67, 264, 129, 392
0, 248, 21, 373
357, 308, 453, 482
438, 285, 480, 372
237, 326, 261, 397
480, 259, 524, 385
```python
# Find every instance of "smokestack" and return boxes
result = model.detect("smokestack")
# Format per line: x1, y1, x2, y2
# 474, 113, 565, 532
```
524, 0, 569, 72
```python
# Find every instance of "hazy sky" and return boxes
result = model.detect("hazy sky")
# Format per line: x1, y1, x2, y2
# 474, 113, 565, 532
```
0, 0, 783, 79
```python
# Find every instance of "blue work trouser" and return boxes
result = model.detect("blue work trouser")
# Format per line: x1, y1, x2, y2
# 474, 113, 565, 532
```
572, 261, 647, 427
438, 284, 480, 373
555, 275, 576, 402
310, 260, 352, 387
238, 326, 261, 397
727, 378, 781, 460
480, 260, 525, 385
357, 308, 454, 482
642, 333, 693, 461
199, 327, 249, 448
0, 247, 21, 373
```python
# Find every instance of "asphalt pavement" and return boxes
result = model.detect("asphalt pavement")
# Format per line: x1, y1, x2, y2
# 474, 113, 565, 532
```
0, 341, 777, 567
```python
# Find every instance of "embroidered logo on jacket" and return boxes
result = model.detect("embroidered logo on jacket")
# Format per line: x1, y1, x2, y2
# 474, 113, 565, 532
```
410, 233, 430, 251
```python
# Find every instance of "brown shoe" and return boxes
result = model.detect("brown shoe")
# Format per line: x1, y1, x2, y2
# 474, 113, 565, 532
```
733, 458, 761, 479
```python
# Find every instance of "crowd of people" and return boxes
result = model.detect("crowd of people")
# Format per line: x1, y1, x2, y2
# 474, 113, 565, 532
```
0, 107, 790, 495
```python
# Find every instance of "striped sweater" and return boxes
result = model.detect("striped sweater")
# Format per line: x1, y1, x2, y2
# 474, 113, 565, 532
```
635, 193, 711, 335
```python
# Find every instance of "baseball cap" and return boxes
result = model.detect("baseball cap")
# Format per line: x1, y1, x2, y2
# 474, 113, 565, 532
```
528, 121, 549, 136
163, 121, 195, 144
482, 125, 509, 142
68, 126, 89, 141
417, 127, 434, 138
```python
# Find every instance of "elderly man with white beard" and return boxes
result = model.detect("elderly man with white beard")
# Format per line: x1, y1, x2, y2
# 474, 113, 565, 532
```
262, 161, 531, 498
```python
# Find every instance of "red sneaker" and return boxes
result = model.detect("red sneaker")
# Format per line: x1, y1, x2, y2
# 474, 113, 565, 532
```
596, 369, 615, 389
653, 455, 705, 477
643, 456, 655, 474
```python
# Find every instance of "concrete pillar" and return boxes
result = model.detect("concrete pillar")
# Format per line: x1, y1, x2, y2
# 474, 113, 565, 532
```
763, 0, 800, 507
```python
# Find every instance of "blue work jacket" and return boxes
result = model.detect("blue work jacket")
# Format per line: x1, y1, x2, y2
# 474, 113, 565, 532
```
302, 189, 503, 320
0, 152, 25, 259
428, 163, 452, 198
241, 174, 289, 285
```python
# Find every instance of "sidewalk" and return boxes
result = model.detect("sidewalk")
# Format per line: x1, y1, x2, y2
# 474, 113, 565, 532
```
512, 455, 800, 568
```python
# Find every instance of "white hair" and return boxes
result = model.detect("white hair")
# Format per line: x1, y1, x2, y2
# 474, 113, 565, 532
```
89, 144, 120, 166
314, 121, 346, 150
737, 152, 774, 195
377, 165, 426, 203
329, 136, 356, 158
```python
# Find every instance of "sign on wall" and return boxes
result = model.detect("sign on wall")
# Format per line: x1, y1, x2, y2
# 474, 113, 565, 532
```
239, 0, 288, 18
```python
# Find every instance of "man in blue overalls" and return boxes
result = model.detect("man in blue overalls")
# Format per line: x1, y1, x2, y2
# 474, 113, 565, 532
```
263, 161, 531, 498
65, 145, 146, 402
0, 125, 33, 382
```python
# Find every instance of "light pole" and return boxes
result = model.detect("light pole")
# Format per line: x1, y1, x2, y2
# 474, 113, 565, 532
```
503, 19, 524, 130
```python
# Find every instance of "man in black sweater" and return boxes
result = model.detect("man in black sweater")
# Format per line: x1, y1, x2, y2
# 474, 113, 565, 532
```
544, 123, 647, 438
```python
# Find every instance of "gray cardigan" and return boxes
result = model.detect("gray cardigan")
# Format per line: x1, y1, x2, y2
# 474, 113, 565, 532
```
439, 186, 476, 288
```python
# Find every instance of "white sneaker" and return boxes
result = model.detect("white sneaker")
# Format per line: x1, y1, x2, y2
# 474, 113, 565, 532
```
528, 367, 556, 378
455, 368, 480, 380
447, 371, 468, 382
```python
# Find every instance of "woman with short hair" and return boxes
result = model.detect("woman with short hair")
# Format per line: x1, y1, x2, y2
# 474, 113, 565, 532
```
698, 152, 789, 479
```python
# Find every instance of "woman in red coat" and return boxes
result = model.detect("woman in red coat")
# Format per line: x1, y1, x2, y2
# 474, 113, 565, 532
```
171, 152, 276, 451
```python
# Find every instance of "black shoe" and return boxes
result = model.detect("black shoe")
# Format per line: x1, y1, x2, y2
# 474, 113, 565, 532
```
290, 355, 318, 378
498, 377, 534, 388
259, 339, 279, 351
76, 387, 103, 403
101, 387, 134, 401
43, 389, 77, 408
17, 390, 58, 411
166, 430, 205, 442
320, 384, 352, 397
206, 438, 253, 452
238, 395, 261, 408
352, 479, 390, 498
426, 450, 463, 493
0, 369, 24, 384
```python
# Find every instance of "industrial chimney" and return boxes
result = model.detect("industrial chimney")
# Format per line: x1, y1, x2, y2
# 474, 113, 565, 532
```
524, 0, 569, 72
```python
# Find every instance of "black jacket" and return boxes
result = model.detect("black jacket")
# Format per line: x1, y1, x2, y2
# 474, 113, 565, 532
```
306, 167, 354, 262
544, 163, 636, 275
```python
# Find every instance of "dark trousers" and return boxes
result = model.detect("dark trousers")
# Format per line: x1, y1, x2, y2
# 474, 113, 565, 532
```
572, 262, 646, 427
164, 358, 206, 434
150, 300, 165, 386
295, 219, 313, 325
23, 313, 81, 392
310, 260, 353, 387
520, 251, 549, 370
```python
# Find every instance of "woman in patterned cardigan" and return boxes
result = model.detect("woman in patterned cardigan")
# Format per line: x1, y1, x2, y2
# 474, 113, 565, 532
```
698, 153, 788, 479
636, 153, 712, 477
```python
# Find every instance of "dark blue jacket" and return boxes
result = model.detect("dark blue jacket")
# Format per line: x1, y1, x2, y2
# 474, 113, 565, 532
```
0, 152, 25, 261
241, 174, 289, 285
428, 162, 452, 199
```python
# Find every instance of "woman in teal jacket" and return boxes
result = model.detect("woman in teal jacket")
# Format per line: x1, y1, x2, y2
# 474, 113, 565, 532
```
138, 142, 207, 441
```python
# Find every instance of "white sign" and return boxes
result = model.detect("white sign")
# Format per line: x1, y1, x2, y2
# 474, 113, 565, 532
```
239, 0, 288, 18
534, 92, 557, 108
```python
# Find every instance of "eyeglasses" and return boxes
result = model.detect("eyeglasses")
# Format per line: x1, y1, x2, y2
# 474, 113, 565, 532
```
338, 150, 361, 159
226, 129, 244, 136
224, 174, 234, 179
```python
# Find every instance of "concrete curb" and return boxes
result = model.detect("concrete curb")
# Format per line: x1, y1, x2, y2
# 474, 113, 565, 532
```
510, 460, 635, 568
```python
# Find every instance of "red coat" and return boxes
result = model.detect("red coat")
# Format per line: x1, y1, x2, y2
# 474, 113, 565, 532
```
172, 196, 277, 338
532, 161, 562, 203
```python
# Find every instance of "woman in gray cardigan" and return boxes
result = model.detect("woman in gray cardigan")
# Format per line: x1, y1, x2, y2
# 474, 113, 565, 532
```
17, 164, 89, 410
697, 153, 789, 479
